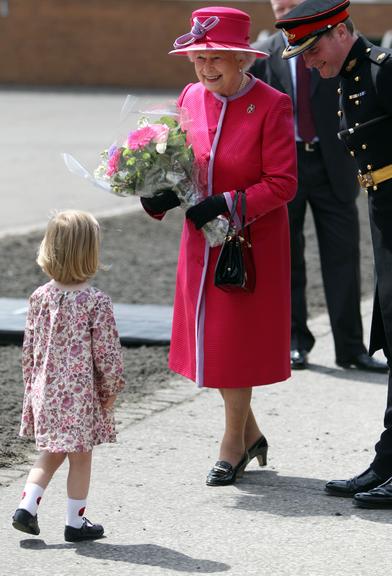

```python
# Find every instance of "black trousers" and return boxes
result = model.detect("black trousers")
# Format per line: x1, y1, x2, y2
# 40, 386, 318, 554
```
290, 145, 366, 361
371, 353, 392, 476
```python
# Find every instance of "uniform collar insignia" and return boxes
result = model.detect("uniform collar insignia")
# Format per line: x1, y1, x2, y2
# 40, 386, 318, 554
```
345, 58, 357, 72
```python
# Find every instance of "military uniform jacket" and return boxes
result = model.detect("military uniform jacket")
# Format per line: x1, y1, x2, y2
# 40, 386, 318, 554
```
252, 31, 358, 202
338, 36, 392, 355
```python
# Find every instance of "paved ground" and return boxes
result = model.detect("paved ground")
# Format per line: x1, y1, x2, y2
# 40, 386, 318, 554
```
1, 298, 390, 576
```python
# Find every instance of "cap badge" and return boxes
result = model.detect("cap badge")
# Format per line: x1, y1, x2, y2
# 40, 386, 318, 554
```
282, 28, 296, 41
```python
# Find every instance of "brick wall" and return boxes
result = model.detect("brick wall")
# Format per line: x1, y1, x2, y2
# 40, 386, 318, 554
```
0, 0, 390, 88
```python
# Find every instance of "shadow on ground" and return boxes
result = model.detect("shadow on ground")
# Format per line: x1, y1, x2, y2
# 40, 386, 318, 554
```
19, 539, 230, 573
232, 470, 392, 525
307, 363, 388, 385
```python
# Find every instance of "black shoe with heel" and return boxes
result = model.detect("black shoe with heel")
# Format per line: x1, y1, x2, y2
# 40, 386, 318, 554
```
206, 452, 249, 486
248, 436, 268, 467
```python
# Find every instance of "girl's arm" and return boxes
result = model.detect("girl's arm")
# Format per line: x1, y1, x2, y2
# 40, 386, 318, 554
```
22, 298, 35, 390
91, 293, 125, 403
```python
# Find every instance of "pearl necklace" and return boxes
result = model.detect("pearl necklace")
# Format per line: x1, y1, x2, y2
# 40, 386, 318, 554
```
238, 73, 250, 92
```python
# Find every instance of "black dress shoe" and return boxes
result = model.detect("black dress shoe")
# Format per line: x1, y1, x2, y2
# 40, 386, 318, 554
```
248, 436, 268, 466
354, 477, 392, 508
290, 349, 308, 370
12, 508, 40, 535
64, 517, 104, 542
325, 467, 388, 497
206, 452, 249, 486
336, 353, 388, 373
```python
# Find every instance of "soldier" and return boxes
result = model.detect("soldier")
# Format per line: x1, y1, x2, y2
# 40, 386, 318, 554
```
274, 0, 392, 508
251, 0, 387, 374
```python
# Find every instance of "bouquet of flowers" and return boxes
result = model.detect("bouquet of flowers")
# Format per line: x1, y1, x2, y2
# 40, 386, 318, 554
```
64, 102, 229, 247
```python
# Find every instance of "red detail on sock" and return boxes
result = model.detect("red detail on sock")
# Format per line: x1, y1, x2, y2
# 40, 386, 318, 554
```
21, 491, 26, 499
36, 496, 42, 505
78, 507, 85, 517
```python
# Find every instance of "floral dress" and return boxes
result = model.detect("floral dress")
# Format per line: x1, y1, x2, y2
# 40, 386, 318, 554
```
20, 281, 125, 452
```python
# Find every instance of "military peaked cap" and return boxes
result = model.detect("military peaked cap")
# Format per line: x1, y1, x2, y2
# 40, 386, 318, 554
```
275, 0, 350, 59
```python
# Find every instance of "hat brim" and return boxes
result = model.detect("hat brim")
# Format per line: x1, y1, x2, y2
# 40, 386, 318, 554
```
282, 35, 320, 59
169, 43, 268, 58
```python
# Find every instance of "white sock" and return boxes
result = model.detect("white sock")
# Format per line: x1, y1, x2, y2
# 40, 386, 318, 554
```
18, 482, 45, 516
66, 498, 87, 528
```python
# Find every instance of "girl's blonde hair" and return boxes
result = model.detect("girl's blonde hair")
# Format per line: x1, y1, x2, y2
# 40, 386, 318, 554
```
37, 210, 100, 284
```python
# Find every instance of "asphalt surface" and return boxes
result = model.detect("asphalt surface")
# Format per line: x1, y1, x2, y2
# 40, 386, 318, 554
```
1, 88, 390, 575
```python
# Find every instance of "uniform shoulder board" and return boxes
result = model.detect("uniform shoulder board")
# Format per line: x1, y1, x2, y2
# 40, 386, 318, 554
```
367, 45, 392, 66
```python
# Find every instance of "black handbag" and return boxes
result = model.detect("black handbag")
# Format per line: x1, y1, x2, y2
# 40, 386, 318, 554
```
214, 190, 256, 293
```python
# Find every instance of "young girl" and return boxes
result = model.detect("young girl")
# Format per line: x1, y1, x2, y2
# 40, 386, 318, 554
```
12, 210, 125, 542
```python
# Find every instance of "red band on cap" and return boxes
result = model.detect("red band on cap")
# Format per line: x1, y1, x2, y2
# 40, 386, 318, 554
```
285, 9, 349, 44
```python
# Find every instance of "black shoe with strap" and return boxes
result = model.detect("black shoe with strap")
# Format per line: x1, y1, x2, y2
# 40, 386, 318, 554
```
325, 467, 389, 497
206, 452, 249, 486
353, 477, 392, 508
12, 508, 40, 535
64, 517, 104, 542
336, 353, 388, 373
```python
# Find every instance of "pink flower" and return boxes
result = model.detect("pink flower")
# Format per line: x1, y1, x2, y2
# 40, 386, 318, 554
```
61, 396, 74, 410
127, 126, 157, 150
150, 123, 170, 144
106, 148, 122, 176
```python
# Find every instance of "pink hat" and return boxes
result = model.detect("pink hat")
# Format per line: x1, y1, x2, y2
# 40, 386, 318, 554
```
169, 6, 268, 58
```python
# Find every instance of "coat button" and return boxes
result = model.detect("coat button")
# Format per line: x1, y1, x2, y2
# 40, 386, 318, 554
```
350, 150, 355, 157
367, 164, 372, 170
362, 144, 367, 150
337, 110, 343, 117
355, 100, 360, 105
337, 87, 342, 95
355, 76, 360, 82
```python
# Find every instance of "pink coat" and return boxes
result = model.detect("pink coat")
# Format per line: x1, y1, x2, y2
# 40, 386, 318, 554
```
158, 77, 297, 388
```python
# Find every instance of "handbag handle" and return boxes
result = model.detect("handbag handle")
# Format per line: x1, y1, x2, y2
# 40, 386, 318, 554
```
229, 190, 251, 246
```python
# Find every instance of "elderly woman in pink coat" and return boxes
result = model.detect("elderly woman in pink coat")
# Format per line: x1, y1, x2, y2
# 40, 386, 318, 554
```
141, 6, 297, 486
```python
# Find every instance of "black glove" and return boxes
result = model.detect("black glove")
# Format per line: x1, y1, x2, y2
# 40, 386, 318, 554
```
140, 189, 180, 215
186, 194, 228, 230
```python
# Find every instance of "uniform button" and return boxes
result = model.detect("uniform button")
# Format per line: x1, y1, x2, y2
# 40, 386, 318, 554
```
373, 185, 378, 191
355, 123, 360, 127
337, 110, 343, 117
355, 100, 360, 105
337, 87, 342, 95
367, 164, 372, 170
362, 144, 367, 150
355, 76, 360, 82
366, 47, 371, 53
350, 150, 355, 157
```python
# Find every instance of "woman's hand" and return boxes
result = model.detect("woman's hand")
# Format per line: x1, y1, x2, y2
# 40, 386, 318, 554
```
101, 394, 117, 410
140, 189, 180, 214
186, 194, 228, 230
